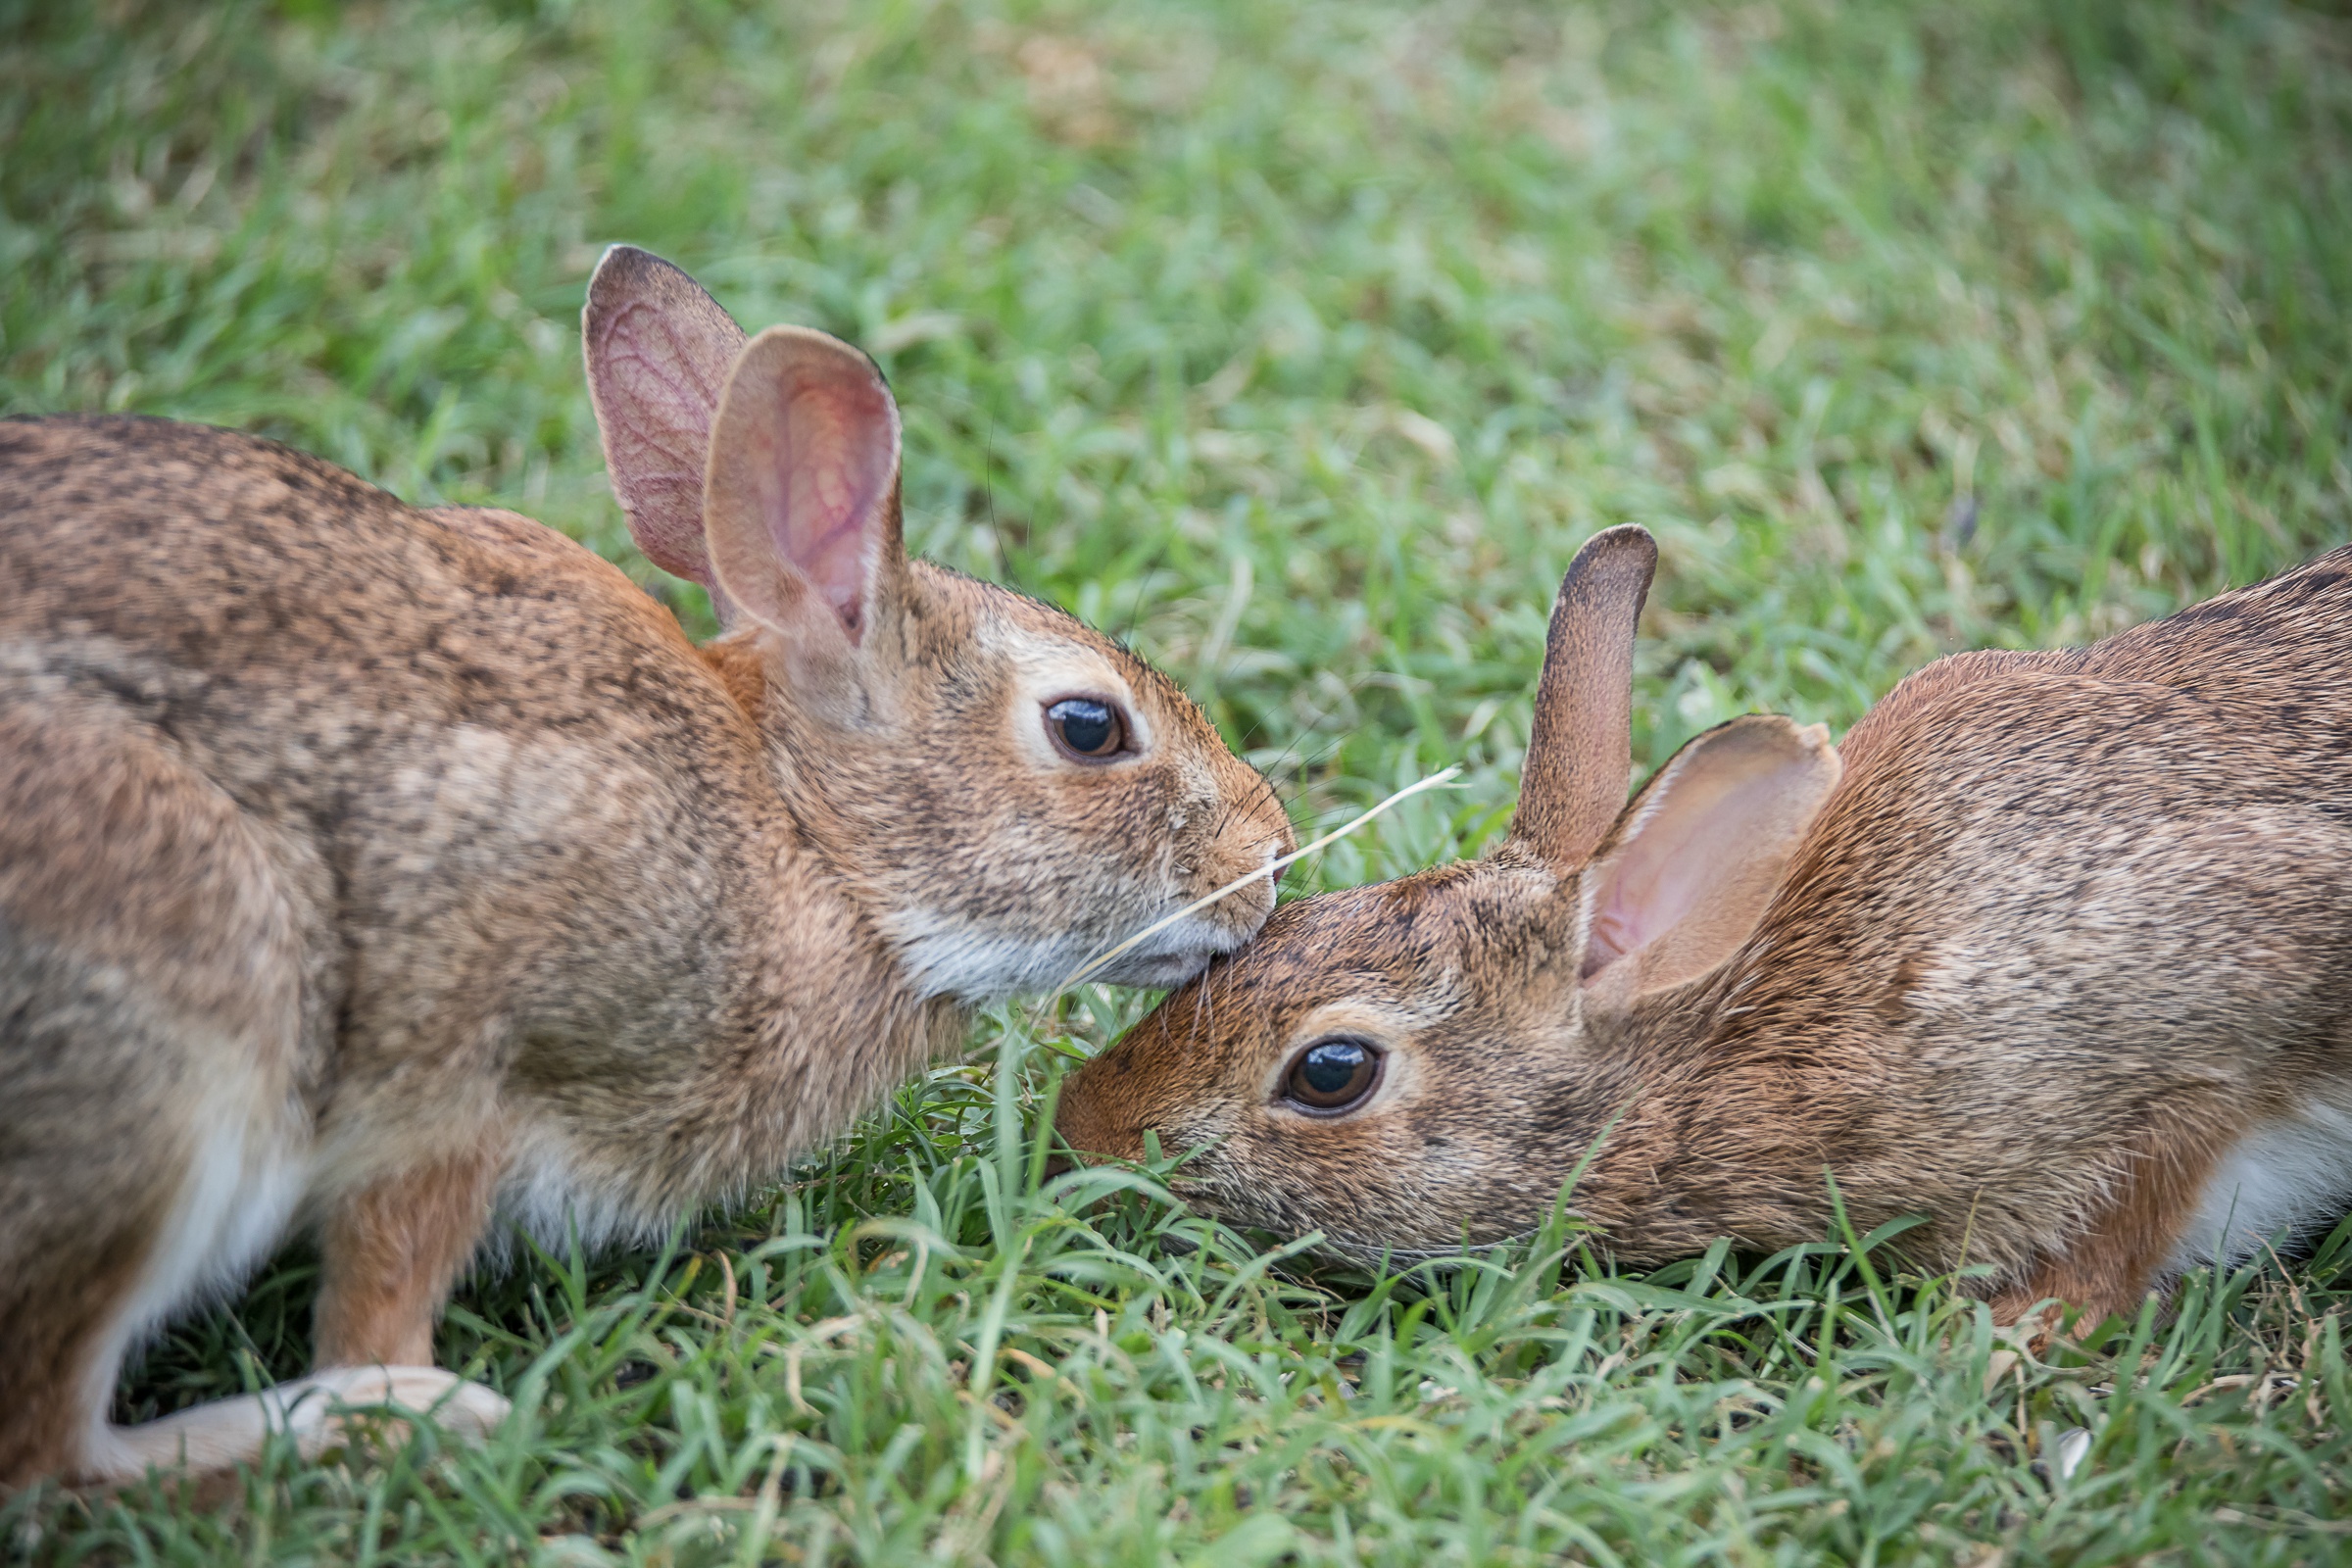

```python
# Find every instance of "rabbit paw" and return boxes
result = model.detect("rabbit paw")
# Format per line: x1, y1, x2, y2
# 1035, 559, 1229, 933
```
283, 1365, 513, 1452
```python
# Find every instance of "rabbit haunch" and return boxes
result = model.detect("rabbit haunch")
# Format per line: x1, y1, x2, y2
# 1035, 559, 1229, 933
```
0, 246, 1293, 1487
1059, 526, 2352, 1328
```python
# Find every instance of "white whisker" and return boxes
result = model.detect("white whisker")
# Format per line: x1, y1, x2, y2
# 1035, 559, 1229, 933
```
1053, 766, 1463, 998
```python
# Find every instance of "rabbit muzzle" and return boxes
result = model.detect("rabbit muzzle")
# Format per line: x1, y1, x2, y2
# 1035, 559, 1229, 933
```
1083, 913, 1253, 988
1084, 835, 1285, 986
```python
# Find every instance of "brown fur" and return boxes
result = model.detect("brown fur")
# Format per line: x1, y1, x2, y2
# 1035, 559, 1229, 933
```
1059, 531, 2352, 1331
314, 1148, 505, 1368
0, 249, 1292, 1485
1512, 527, 1656, 866
0, 1199, 169, 1487
1986, 1123, 2231, 1331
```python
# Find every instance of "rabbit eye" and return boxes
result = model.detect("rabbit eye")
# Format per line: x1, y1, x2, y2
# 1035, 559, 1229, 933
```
1282, 1038, 1383, 1115
1046, 696, 1128, 761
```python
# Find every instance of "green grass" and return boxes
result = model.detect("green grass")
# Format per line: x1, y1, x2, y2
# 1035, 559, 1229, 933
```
6, 0, 2352, 1560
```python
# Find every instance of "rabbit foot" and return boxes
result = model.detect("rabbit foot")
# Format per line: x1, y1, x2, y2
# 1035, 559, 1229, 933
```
1986, 1262, 2169, 1354
88, 1365, 509, 1485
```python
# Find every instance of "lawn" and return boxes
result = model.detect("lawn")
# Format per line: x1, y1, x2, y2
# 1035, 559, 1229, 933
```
5, 0, 2352, 1561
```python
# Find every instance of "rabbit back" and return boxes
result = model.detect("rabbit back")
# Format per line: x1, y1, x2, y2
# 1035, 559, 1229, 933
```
1678, 549, 2352, 1281
1838, 546, 2352, 783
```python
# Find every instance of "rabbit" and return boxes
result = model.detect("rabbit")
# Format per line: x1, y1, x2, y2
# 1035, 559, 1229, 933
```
0, 244, 1295, 1487
1057, 522, 2352, 1333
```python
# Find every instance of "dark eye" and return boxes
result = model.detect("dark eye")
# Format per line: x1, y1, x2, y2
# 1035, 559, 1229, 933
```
1282, 1038, 1383, 1114
1046, 696, 1127, 761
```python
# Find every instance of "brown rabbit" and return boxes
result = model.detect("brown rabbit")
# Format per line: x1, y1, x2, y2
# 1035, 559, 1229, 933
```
1058, 524, 2352, 1331
0, 245, 1294, 1486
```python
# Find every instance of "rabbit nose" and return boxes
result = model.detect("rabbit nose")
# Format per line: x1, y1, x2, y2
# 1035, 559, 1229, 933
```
1223, 837, 1287, 901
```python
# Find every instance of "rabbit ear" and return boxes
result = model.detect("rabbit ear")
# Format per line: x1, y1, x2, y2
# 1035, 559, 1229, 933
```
700, 324, 905, 649
1578, 715, 1841, 1002
1509, 526, 1659, 870
582, 245, 750, 624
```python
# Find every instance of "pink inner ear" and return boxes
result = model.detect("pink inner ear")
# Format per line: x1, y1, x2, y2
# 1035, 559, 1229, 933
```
1581, 809, 1711, 977
1576, 718, 1840, 991
767, 368, 898, 636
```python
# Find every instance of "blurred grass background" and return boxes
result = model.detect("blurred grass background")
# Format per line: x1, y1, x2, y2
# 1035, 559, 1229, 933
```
5, 0, 2352, 1562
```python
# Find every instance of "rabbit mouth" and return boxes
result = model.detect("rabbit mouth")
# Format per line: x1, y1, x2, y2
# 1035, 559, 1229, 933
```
1086, 949, 1219, 988
881, 906, 1245, 1003
1081, 911, 1253, 989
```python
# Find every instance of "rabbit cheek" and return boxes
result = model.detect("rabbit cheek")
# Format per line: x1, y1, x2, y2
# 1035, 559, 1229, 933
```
1055, 1019, 1234, 1164
1213, 1108, 1486, 1257
1053, 1065, 1154, 1165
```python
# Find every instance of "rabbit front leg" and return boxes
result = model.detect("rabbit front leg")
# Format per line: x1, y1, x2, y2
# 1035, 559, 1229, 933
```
313, 1147, 502, 1366
309, 1148, 510, 1439
1984, 1123, 2229, 1339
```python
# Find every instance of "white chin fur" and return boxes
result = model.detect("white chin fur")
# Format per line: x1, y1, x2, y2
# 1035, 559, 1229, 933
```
886, 909, 1246, 1004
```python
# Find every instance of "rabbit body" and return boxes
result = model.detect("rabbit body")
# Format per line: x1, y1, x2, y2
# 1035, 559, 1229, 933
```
1059, 530, 2352, 1328
0, 250, 1291, 1485
4, 416, 940, 1264
1595, 553, 2352, 1308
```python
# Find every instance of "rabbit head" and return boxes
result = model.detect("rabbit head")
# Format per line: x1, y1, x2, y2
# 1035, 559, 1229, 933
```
1054, 526, 1841, 1257
584, 246, 1293, 999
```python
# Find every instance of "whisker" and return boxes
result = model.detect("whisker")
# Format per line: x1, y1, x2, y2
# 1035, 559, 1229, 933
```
1117, 530, 1175, 646
982, 410, 1009, 586
1205, 713, 1292, 851
1052, 766, 1462, 997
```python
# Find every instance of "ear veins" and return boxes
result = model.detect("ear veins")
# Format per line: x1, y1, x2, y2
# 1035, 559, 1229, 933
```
777, 394, 898, 634
581, 244, 750, 616
592, 304, 717, 505
701, 326, 904, 649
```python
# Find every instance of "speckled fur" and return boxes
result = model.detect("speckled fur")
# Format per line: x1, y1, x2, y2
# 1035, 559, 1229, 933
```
1060, 530, 2352, 1329
0, 261, 1289, 1484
